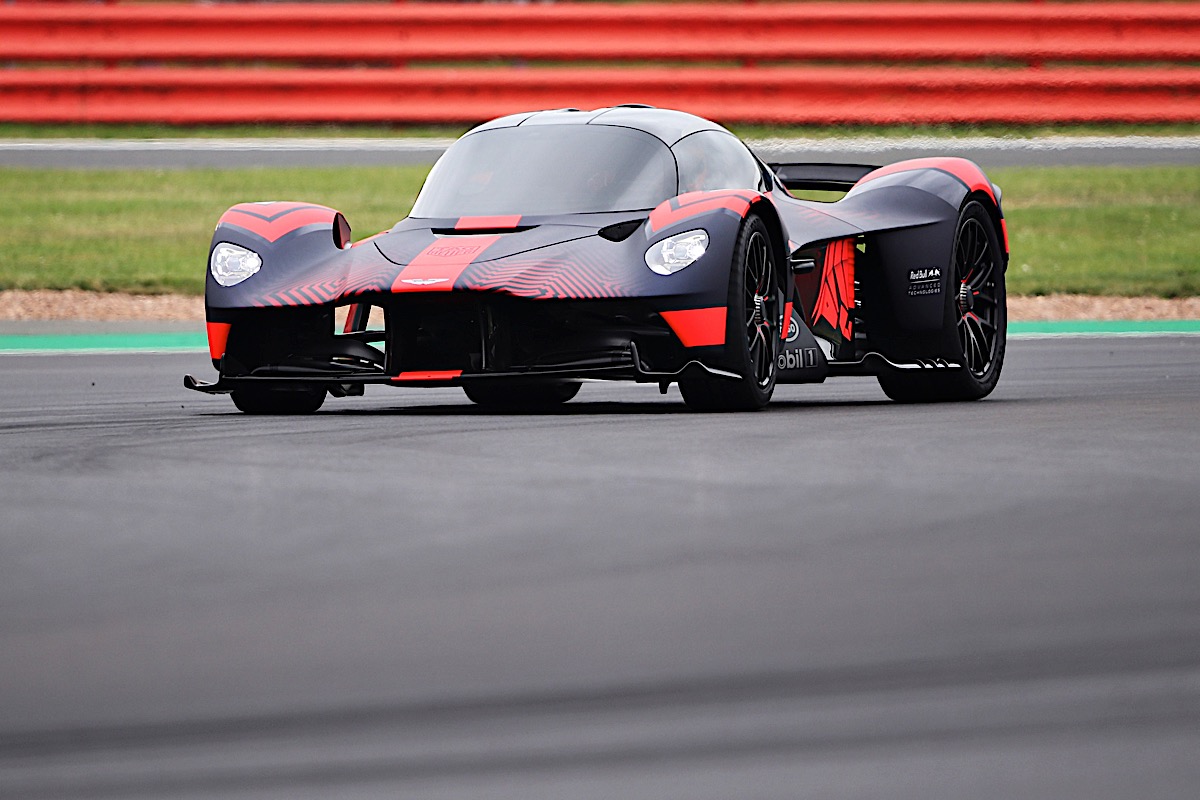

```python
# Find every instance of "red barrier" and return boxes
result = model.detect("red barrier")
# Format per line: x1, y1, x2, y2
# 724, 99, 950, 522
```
3, 67, 1197, 125
3, 3, 1198, 64
1, 2, 1198, 125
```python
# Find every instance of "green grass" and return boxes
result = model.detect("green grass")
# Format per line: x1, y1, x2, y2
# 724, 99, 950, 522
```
1, 165, 1197, 297
1, 167, 426, 294
994, 166, 1200, 297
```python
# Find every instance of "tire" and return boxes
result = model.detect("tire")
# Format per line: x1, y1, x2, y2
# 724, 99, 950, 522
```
679, 214, 779, 411
463, 381, 581, 411
231, 386, 326, 414
878, 199, 1006, 403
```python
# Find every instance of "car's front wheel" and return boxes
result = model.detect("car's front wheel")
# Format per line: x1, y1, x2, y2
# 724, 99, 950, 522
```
679, 213, 779, 411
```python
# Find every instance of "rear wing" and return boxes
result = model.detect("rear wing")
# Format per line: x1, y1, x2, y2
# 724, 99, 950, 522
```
768, 163, 878, 192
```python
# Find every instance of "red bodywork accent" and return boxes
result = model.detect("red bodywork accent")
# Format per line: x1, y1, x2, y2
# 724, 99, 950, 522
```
342, 303, 373, 334
391, 370, 463, 382
810, 238, 855, 344
218, 202, 336, 243
1000, 218, 1010, 253
456, 215, 522, 230
206, 321, 231, 361
781, 301, 794, 340
857, 157, 996, 204
648, 190, 758, 234
390, 235, 502, 293
660, 307, 727, 348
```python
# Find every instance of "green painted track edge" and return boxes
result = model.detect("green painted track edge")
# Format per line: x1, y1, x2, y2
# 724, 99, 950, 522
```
1008, 320, 1200, 336
1, 321, 1198, 354
0, 332, 208, 354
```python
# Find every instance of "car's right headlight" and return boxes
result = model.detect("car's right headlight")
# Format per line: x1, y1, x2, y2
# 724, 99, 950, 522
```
210, 243, 262, 287
645, 229, 708, 276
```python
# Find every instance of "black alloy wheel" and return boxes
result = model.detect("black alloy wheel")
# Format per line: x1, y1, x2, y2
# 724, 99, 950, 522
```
743, 226, 776, 391
680, 214, 779, 411
954, 213, 1002, 379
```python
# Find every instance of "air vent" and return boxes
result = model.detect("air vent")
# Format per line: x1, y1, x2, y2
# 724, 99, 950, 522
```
598, 219, 645, 242
431, 226, 536, 236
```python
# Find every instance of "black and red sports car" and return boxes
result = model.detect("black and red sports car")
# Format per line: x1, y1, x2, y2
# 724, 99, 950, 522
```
185, 106, 1007, 413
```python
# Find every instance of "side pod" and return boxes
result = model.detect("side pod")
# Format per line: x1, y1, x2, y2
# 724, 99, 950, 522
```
844, 158, 1003, 333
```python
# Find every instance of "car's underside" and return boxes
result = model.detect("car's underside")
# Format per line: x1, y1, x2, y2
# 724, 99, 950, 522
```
187, 292, 742, 399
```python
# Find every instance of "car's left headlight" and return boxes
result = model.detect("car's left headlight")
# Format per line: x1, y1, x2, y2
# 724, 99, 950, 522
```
645, 229, 708, 275
210, 243, 262, 287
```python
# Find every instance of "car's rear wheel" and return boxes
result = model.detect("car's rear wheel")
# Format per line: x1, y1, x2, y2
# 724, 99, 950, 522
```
877, 199, 1006, 403
231, 386, 326, 414
463, 381, 581, 411
679, 214, 779, 411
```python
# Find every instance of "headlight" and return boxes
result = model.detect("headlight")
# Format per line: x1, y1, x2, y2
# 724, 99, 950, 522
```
645, 229, 708, 275
209, 243, 262, 287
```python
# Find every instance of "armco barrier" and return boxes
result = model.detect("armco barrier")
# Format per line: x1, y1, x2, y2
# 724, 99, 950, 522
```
5, 3, 1199, 65
6, 67, 1198, 125
1, 2, 1198, 125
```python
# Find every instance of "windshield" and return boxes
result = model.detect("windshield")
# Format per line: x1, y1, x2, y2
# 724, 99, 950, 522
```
410, 125, 677, 218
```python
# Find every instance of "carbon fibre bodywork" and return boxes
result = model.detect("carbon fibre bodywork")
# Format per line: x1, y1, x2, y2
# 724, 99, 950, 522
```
186, 107, 1008, 408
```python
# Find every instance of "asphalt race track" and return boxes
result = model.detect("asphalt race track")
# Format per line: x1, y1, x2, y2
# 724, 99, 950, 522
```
2, 336, 1199, 799
2, 136, 1199, 169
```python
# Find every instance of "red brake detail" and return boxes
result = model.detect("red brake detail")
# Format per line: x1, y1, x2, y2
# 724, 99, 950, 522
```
392, 370, 463, 382
456, 215, 522, 230
391, 235, 502, 293
206, 321, 232, 361
660, 307, 727, 348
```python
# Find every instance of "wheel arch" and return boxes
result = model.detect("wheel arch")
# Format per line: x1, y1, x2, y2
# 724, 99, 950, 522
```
748, 197, 789, 294
206, 201, 352, 312
966, 189, 1010, 271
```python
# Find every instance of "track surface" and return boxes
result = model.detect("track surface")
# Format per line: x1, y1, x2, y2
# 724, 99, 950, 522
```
2, 337, 1199, 799
2, 136, 1198, 169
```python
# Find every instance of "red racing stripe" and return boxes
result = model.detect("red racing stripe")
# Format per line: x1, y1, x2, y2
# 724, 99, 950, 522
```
660, 307, 727, 348
219, 203, 336, 243
456, 215, 522, 230
648, 190, 758, 234
781, 301, 794, 340
390, 236, 502, 293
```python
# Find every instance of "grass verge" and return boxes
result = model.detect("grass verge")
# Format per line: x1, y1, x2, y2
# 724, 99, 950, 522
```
2, 168, 425, 294
996, 166, 1200, 297
1, 165, 1197, 297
